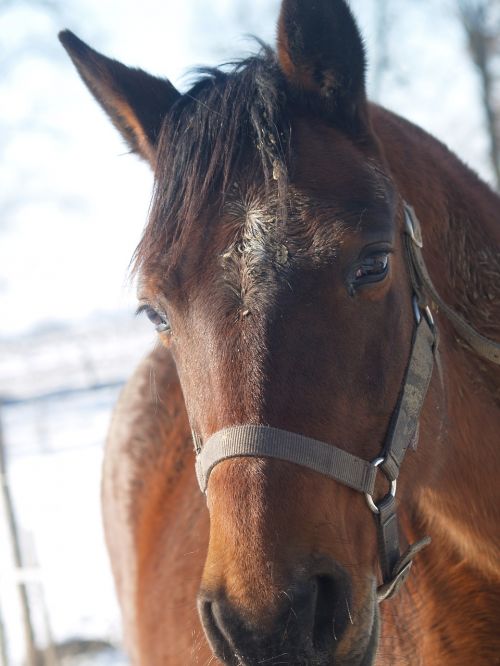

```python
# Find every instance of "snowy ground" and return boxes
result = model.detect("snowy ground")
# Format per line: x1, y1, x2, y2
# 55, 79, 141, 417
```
0, 316, 156, 665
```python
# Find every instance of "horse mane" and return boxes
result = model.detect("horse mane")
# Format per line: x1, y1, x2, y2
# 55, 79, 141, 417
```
133, 46, 292, 277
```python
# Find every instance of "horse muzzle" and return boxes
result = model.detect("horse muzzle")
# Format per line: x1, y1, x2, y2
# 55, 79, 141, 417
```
198, 571, 379, 666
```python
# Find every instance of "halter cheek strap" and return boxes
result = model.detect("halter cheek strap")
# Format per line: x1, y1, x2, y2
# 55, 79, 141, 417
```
192, 202, 500, 602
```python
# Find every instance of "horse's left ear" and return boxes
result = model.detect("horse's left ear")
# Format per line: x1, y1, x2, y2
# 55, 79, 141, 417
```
59, 30, 181, 166
277, 0, 368, 132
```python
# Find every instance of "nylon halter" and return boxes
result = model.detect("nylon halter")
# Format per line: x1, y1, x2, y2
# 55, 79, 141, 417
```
192, 203, 500, 602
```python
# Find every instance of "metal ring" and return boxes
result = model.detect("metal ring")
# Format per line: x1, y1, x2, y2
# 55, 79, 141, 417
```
412, 296, 422, 324
365, 457, 397, 515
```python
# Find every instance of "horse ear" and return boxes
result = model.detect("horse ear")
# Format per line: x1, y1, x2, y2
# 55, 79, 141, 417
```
59, 30, 181, 165
277, 0, 367, 132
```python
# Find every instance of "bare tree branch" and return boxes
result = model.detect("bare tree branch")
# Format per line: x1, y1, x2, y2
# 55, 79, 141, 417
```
457, 0, 500, 188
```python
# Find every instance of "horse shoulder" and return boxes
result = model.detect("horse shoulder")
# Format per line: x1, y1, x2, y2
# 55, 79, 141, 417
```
103, 345, 209, 664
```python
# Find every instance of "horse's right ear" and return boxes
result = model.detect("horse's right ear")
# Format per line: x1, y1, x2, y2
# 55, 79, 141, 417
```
277, 0, 368, 133
59, 30, 181, 166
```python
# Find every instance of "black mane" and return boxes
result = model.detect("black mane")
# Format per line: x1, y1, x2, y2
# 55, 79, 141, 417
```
134, 46, 292, 275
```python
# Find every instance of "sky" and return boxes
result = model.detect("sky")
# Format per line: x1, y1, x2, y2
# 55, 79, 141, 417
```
0, 0, 494, 338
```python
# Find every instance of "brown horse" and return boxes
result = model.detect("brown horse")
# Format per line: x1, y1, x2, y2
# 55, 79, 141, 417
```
60, 1, 500, 664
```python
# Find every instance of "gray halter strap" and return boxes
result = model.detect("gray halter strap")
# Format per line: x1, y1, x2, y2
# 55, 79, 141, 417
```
196, 425, 379, 496
193, 202, 500, 602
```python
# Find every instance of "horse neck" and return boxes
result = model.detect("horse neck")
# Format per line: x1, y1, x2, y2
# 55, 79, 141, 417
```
373, 105, 500, 345
373, 106, 500, 638
373, 103, 500, 410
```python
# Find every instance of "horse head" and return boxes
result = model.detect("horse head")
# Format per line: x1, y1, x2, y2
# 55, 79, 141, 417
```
60, 2, 447, 663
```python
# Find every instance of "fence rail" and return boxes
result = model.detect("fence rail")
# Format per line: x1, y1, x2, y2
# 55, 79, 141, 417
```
0, 314, 150, 665
0, 315, 154, 402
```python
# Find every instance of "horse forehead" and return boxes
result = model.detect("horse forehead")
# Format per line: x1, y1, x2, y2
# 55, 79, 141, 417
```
221, 188, 345, 268
189, 189, 342, 323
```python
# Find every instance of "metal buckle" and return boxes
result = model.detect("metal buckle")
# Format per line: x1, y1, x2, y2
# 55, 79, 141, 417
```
424, 305, 435, 329
364, 457, 397, 515
413, 296, 435, 329
412, 296, 422, 324
404, 206, 423, 248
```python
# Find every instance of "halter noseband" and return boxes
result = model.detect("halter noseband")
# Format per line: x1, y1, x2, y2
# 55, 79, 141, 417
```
192, 203, 500, 602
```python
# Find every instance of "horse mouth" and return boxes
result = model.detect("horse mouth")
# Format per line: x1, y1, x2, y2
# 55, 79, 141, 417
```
204, 603, 380, 666
231, 633, 379, 666
200, 565, 380, 666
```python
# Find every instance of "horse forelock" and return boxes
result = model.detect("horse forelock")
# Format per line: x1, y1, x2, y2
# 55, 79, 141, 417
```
133, 47, 292, 283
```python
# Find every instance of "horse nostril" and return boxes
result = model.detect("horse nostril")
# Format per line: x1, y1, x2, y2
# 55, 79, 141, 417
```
198, 597, 238, 666
313, 574, 351, 650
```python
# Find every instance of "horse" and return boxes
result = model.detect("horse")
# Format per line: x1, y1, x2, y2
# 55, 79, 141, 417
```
59, 1, 500, 664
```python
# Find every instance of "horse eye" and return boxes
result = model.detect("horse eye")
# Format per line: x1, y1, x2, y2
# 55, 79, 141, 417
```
354, 253, 389, 283
138, 305, 171, 333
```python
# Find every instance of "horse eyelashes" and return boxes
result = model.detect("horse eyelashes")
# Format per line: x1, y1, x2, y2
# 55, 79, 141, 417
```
136, 304, 171, 333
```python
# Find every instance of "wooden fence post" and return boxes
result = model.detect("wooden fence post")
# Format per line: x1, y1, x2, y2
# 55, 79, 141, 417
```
0, 585, 8, 666
0, 406, 38, 666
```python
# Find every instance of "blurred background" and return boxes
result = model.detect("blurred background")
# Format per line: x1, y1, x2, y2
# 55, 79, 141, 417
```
0, 0, 498, 664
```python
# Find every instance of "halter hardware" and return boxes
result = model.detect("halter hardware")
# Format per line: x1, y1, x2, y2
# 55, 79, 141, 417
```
413, 295, 435, 330
404, 205, 423, 248
364, 457, 397, 515
192, 201, 500, 603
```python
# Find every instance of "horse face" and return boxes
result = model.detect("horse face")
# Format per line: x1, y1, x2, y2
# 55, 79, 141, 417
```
138, 114, 413, 664
140, 5, 413, 663
135, 42, 414, 663
61, 1, 418, 664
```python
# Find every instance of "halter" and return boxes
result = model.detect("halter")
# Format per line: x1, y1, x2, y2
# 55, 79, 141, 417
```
193, 203, 500, 602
